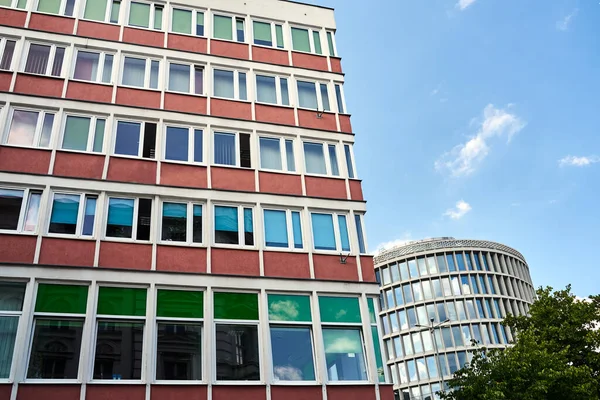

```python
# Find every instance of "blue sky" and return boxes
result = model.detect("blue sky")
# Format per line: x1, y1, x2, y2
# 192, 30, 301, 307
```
302, 0, 600, 296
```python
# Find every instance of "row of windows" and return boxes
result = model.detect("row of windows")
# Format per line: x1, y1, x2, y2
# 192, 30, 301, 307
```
1, 0, 339, 57
1, 106, 358, 179
385, 321, 510, 363
377, 251, 532, 287
397, 382, 444, 400
0, 281, 384, 383
0, 187, 367, 254
0, 38, 347, 113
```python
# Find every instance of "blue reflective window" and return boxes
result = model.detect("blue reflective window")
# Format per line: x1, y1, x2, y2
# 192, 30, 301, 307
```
214, 132, 235, 166
106, 198, 134, 238
49, 194, 80, 235
264, 210, 288, 248
338, 215, 350, 252
297, 81, 317, 109
213, 69, 234, 98
162, 202, 187, 242
303, 142, 326, 174
465, 253, 473, 270
193, 129, 203, 162
319, 83, 330, 111
82, 196, 96, 236
311, 213, 335, 251
115, 121, 140, 156
236, 18, 245, 42
474, 252, 483, 270
355, 215, 365, 254
328, 145, 339, 176
244, 208, 254, 246
402, 284, 413, 303
446, 254, 456, 272
280, 78, 289, 106
482, 253, 491, 271
335, 84, 345, 114
215, 206, 238, 244
165, 126, 188, 161
285, 140, 295, 171
456, 253, 466, 271
344, 145, 354, 178
292, 211, 302, 249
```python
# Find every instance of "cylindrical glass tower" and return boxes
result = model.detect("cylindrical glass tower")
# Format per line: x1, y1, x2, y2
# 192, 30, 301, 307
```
373, 238, 535, 400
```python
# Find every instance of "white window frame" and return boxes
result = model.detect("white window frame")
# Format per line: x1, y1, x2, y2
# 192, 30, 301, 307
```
163, 124, 205, 164
0, 187, 42, 234
81, 0, 122, 23
258, 135, 295, 173
251, 19, 284, 49
296, 79, 330, 111
0, 280, 26, 383
60, 113, 106, 153
343, 143, 357, 179
112, 118, 154, 158
212, 130, 252, 168
326, 31, 337, 56
302, 140, 340, 177
0, 37, 18, 71
354, 213, 367, 254
21, 41, 67, 78
127, 0, 163, 30
120, 55, 161, 89
158, 200, 204, 246
3, 107, 56, 148
212, 204, 255, 248
46, 191, 98, 238
262, 207, 303, 251
309, 210, 352, 254
290, 25, 323, 55
166, 61, 204, 95
71, 48, 114, 84
169, 5, 205, 37
0, 0, 26, 8
35, 0, 75, 16
254, 72, 290, 106
103, 196, 150, 242
212, 13, 246, 43
334, 83, 347, 114
212, 67, 247, 101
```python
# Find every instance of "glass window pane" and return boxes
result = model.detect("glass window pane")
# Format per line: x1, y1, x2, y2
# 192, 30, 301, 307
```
327, 32, 335, 56
27, 319, 84, 379
81, 196, 96, 236
62, 116, 91, 151
214, 292, 258, 320
320, 83, 330, 111
49, 194, 80, 234
291, 27, 310, 52
291, 211, 303, 249
236, 18, 245, 42
161, 202, 186, 242
259, 137, 281, 170
285, 140, 295, 171
271, 326, 315, 381
172, 8, 192, 34
0, 40, 15, 70
157, 290, 203, 319
93, 321, 144, 379
311, 213, 335, 250
93, 119, 105, 152
214, 205, 238, 244
193, 129, 203, 162
38, 113, 54, 147
244, 208, 254, 245
371, 326, 385, 382
275, 24, 284, 48
0, 316, 18, 379
323, 328, 366, 381
304, 142, 326, 174
253, 21, 272, 46
216, 324, 259, 380
101, 53, 113, 83
168, 63, 190, 92
264, 210, 288, 248
8, 110, 38, 146
110, 0, 120, 23
149, 60, 159, 88
74, 51, 99, 81
84, 0, 108, 21
153, 5, 162, 30
280, 78, 289, 105
0, 282, 26, 311
196, 12, 204, 36
129, 2, 150, 27
213, 132, 236, 166
355, 215, 366, 253
165, 126, 188, 161
337, 215, 350, 252
97, 287, 147, 316
35, 284, 88, 314
23, 191, 41, 232
312, 31, 322, 54
25, 44, 50, 75
137, 198, 153, 241
106, 198, 134, 238
268, 294, 311, 322
192, 204, 202, 243
344, 145, 354, 178
328, 144, 339, 176
156, 323, 201, 380
238, 72, 247, 100
297, 81, 317, 109
256, 75, 276, 104
214, 69, 234, 98
122, 57, 145, 87
318, 296, 360, 323
37, 0, 60, 13
408, 259, 418, 278
194, 66, 203, 94
214, 15, 232, 40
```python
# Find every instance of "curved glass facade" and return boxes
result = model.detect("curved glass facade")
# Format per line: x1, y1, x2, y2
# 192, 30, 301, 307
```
374, 238, 535, 400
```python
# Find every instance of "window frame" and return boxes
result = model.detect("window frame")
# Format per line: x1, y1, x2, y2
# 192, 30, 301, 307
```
302, 140, 340, 177
166, 60, 204, 95
3, 107, 56, 148
262, 207, 304, 251
334, 83, 347, 114
212, 66, 248, 101
112, 118, 155, 159
0, 280, 26, 382
326, 31, 337, 56
296, 79, 330, 111
251, 18, 284, 49
212, 204, 255, 248
309, 210, 353, 254
212, 13, 246, 43
0, 37, 18, 71
0, 187, 42, 234
103, 196, 152, 242
81, 0, 122, 24
59, 113, 106, 153
35, 0, 75, 16
169, 5, 205, 37
158, 199, 204, 246
70, 48, 115, 85
343, 143, 356, 179
290, 25, 323, 55
212, 130, 251, 168
354, 213, 367, 254
0, 0, 27, 8
162, 124, 205, 165
258, 135, 295, 173
119, 54, 161, 90
254, 72, 290, 107
46, 191, 98, 238
21, 41, 66, 78
127, 0, 163, 30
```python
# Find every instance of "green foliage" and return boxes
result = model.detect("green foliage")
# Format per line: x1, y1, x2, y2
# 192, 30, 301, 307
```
440, 285, 600, 400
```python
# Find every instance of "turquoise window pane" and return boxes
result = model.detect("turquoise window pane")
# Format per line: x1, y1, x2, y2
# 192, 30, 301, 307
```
244, 208, 253, 233
319, 296, 361, 323
215, 206, 237, 232
268, 294, 311, 322
275, 25, 284, 48
214, 292, 258, 320
338, 215, 350, 252
172, 8, 191, 34
311, 213, 335, 251
367, 298, 376, 324
264, 210, 288, 248
93, 119, 105, 152
50, 194, 79, 225
162, 202, 186, 218
107, 198, 134, 227
292, 211, 302, 249
327, 32, 335, 56
371, 326, 385, 382
253, 21, 272, 46
97, 287, 147, 316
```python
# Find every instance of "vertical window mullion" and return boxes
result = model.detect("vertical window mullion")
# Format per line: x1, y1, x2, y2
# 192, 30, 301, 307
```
186, 202, 193, 244
333, 212, 342, 252
285, 210, 294, 250
279, 138, 287, 172
187, 127, 194, 162
17, 188, 30, 232
75, 193, 86, 236
144, 58, 151, 88
85, 116, 95, 151
137, 122, 144, 157
237, 206, 243, 245
322, 143, 331, 175
132, 198, 139, 239
33, 111, 44, 147
97, 53, 105, 83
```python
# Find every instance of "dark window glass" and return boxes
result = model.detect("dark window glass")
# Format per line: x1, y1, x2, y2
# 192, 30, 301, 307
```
115, 122, 140, 156
239, 133, 251, 168
270, 326, 315, 381
136, 199, 152, 241
156, 323, 202, 380
51, 47, 65, 76
161, 202, 186, 242
142, 123, 156, 159
0, 189, 24, 230
0, 40, 16, 70
192, 205, 202, 243
93, 321, 144, 380
215, 324, 259, 381
235, 18, 245, 42
25, 44, 50, 75
165, 126, 188, 161
244, 208, 254, 246
27, 319, 84, 379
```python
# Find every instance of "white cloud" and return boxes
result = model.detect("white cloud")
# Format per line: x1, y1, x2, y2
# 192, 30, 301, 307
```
435, 104, 526, 177
269, 300, 299, 321
456, 0, 477, 11
556, 9, 578, 31
274, 366, 304, 381
374, 233, 412, 255
444, 200, 472, 220
558, 155, 600, 167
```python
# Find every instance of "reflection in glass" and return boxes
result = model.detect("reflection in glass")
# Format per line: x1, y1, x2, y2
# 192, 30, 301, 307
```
8, 110, 38, 146
270, 326, 315, 381
216, 324, 259, 381
93, 321, 144, 380
156, 323, 202, 380
0, 316, 18, 379
322, 328, 366, 381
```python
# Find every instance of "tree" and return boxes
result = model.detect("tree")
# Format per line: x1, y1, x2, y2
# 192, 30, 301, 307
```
440, 286, 600, 400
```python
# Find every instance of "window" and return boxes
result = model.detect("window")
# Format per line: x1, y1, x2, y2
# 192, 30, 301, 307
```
213, 14, 245, 42
319, 296, 367, 382
168, 62, 203, 94
303, 142, 339, 176
24, 43, 64, 77
121, 56, 159, 89
105, 197, 152, 240
0, 0, 27, 9
297, 80, 330, 111
72, 50, 113, 84
0, 188, 41, 232
128, 1, 162, 29
214, 205, 254, 246
255, 74, 289, 106
213, 68, 247, 100
27, 284, 88, 379
93, 287, 147, 380
263, 209, 303, 250
61, 115, 105, 152
354, 214, 366, 254
367, 298, 386, 382
0, 38, 16, 70
268, 294, 315, 381
0, 282, 26, 379
156, 290, 203, 381
5, 109, 54, 148
259, 137, 295, 172
343, 144, 355, 178
83, 0, 121, 23
291, 27, 322, 54
113, 120, 156, 158
326, 31, 336, 56
253, 20, 284, 48
164, 126, 203, 163
161, 202, 202, 244
37, 0, 75, 16
48, 192, 97, 236
171, 7, 204, 36
310, 212, 351, 252
214, 292, 259, 381
213, 131, 251, 168
335, 84, 346, 113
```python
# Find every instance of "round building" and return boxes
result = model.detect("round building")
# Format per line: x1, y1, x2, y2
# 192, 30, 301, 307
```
374, 238, 535, 400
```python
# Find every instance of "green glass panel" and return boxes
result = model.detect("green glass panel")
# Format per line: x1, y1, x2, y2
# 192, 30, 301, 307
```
214, 292, 258, 320
157, 290, 203, 318
93, 119, 105, 152
128, 2, 150, 28
291, 28, 310, 52
153, 6, 162, 30
109, 0, 120, 23
35, 284, 88, 314
172, 8, 192, 34
371, 326, 385, 382
97, 287, 146, 316
37, 0, 60, 14
214, 15, 232, 40
318, 296, 361, 323
197, 12, 204, 26
275, 25, 284, 48
253, 21, 271, 44
327, 32, 335, 56
0, 0, 11, 6
16, 0, 26, 8
268, 294, 311, 322
84, 0, 107, 21
63, 116, 90, 151
312, 31, 322, 55
367, 298, 376, 324
0, 282, 26, 311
